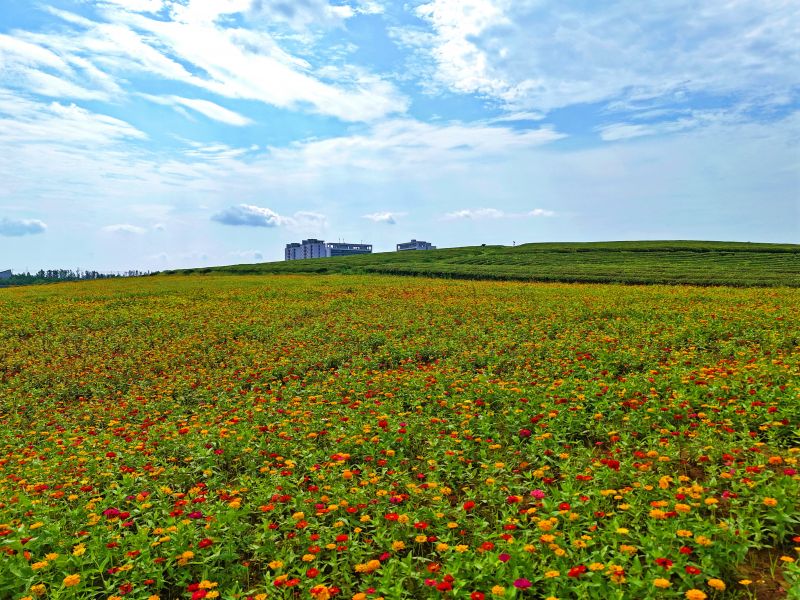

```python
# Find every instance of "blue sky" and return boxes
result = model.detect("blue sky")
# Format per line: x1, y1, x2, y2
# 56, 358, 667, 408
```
0, 0, 798, 271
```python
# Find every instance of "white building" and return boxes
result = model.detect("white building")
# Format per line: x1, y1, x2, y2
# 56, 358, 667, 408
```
285, 239, 328, 260
327, 242, 372, 257
396, 240, 436, 251
285, 239, 373, 260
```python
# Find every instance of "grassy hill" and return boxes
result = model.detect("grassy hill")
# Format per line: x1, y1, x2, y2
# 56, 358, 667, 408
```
166, 240, 800, 287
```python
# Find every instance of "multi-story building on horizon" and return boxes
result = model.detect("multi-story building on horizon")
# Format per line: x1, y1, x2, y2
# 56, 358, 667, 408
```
396, 240, 436, 251
285, 239, 373, 260
327, 242, 372, 257
285, 239, 328, 260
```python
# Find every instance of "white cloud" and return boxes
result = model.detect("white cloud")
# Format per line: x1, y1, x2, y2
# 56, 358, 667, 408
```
363, 211, 406, 224
102, 224, 147, 234
212, 204, 288, 227
527, 208, 555, 217
0, 217, 47, 236
2, 107, 798, 269
0, 32, 117, 100
0, 33, 70, 70
141, 94, 252, 126
0, 91, 146, 146
445, 207, 555, 220
491, 111, 545, 122
597, 109, 736, 141
211, 205, 328, 231
445, 208, 505, 220
7, 2, 407, 122
249, 0, 355, 30
411, 0, 800, 111
98, 0, 168, 12
266, 118, 564, 175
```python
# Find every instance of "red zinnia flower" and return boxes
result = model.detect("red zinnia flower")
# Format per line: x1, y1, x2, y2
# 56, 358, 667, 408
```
685, 566, 702, 575
655, 558, 673, 569
436, 581, 453, 591
568, 565, 587, 578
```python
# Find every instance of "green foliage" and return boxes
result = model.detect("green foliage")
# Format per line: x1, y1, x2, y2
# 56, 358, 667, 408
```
0, 275, 797, 599
165, 241, 800, 287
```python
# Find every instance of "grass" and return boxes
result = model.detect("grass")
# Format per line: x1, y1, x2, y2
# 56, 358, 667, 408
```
164, 241, 800, 287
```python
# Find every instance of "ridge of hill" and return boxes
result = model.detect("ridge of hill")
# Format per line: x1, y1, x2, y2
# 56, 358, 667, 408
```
165, 240, 800, 287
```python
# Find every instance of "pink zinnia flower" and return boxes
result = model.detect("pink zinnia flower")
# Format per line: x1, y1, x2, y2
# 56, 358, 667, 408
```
513, 578, 532, 589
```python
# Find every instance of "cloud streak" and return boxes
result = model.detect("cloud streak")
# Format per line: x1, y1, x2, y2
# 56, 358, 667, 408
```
7, 2, 408, 122
0, 91, 146, 146
140, 94, 253, 126
102, 224, 148, 234
444, 208, 555, 220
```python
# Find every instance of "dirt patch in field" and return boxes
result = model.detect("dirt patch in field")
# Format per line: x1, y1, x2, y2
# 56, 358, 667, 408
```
735, 547, 793, 599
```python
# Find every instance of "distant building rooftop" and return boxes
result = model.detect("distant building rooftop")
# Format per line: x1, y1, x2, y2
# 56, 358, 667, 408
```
397, 240, 435, 251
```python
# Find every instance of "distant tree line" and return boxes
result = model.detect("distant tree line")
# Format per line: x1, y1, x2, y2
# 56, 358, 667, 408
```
0, 269, 151, 287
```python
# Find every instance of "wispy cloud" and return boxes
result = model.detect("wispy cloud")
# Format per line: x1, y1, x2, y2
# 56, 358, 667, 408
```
445, 208, 505, 220
363, 211, 406, 224
491, 111, 545, 122
10, 3, 407, 122
410, 0, 800, 112
249, 0, 355, 30
102, 224, 147, 235
597, 109, 737, 141
266, 119, 564, 175
140, 94, 253, 126
445, 208, 555, 220
0, 91, 145, 146
0, 32, 118, 100
0, 217, 47, 236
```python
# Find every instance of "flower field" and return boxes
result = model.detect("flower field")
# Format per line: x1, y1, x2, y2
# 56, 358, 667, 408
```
0, 275, 798, 600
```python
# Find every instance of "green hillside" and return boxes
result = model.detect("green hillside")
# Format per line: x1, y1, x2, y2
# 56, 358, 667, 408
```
166, 240, 800, 287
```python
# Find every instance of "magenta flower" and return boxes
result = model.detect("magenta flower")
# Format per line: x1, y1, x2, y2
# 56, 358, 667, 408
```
530, 489, 546, 499
498, 553, 510, 563
513, 578, 532, 589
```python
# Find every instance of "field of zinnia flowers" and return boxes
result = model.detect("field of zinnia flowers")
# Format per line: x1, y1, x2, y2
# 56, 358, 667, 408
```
0, 275, 797, 600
